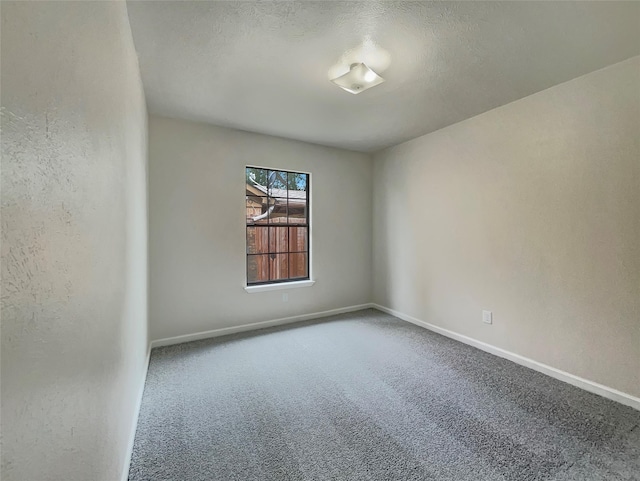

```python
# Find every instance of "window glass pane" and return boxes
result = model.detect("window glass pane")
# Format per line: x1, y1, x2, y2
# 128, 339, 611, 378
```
269, 226, 288, 253
287, 198, 307, 224
289, 227, 307, 252
247, 254, 269, 283
268, 198, 288, 224
269, 254, 289, 280
287, 172, 307, 193
246, 167, 268, 190
268, 170, 287, 197
246, 227, 268, 254
246, 195, 268, 225
289, 253, 308, 279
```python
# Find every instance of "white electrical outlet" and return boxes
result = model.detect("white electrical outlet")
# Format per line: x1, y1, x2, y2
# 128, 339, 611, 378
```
282, 293, 288, 302
482, 310, 492, 324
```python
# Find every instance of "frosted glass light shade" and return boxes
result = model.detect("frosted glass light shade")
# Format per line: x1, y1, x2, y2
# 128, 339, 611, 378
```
330, 63, 385, 94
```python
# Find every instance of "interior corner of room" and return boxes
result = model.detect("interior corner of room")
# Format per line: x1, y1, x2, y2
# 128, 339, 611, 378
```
1, 1, 639, 481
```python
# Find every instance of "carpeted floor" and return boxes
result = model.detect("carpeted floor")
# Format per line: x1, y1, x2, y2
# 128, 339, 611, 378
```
128, 309, 640, 481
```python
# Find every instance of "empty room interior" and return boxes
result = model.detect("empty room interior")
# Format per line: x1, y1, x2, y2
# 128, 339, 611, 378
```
2, 1, 640, 480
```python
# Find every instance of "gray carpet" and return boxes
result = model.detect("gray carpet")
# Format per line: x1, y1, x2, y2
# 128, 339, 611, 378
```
128, 309, 640, 481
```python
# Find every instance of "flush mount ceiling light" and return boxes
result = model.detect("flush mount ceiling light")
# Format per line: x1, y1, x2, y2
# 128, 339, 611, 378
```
330, 63, 385, 94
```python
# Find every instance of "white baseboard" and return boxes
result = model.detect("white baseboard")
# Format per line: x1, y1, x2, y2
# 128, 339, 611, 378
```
150, 303, 375, 349
121, 344, 152, 481
372, 304, 640, 412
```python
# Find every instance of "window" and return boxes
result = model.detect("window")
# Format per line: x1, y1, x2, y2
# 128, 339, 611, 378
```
246, 167, 309, 285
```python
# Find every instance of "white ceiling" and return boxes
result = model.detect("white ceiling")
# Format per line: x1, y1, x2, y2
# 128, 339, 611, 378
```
127, 1, 640, 153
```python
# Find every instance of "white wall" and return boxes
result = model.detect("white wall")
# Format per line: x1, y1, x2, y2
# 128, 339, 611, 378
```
373, 57, 640, 398
1, 2, 148, 481
148, 115, 372, 341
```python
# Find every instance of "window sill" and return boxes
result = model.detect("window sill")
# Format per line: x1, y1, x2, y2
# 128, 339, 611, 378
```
244, 280, 315, 293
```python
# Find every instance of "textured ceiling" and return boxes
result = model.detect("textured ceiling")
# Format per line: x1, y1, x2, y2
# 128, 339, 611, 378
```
126, 1, 640, 152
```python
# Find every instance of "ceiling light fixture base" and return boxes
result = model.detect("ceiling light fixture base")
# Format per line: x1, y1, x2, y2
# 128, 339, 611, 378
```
330, 62, 385, 94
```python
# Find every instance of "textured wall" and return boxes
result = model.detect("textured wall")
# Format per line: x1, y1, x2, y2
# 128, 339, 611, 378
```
148, 115, 372, 341
1, 2, 148, 480
373, 57, 640, 398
